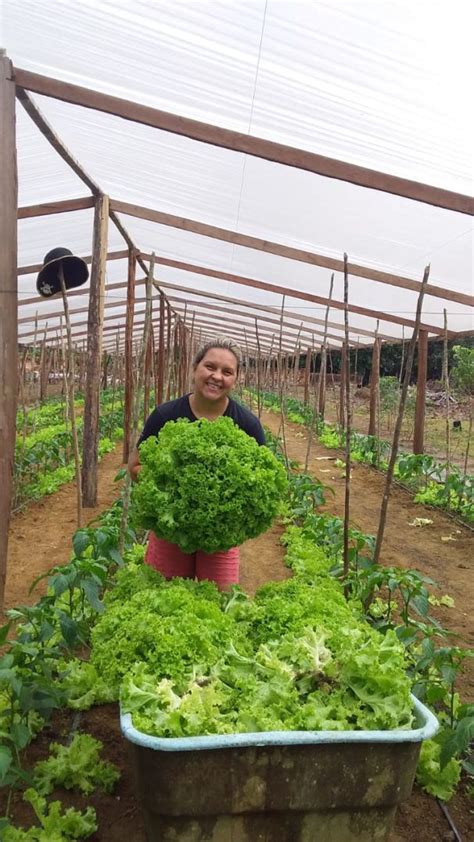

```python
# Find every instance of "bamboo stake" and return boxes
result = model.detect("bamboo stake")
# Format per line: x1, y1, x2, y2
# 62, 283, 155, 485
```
59, 267, 82, 527
373, 266, 430, 567
342, 254, 352, 582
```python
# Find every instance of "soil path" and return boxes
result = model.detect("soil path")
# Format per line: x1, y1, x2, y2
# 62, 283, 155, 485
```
4, 443, 125, 613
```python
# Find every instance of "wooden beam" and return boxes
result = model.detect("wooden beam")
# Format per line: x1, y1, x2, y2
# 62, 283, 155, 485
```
171, 309, 329, 350
13, 83, 181, 335
167, 294, 352, 346
152, 254, 445, 335
153, 277, 391, 341
171, 301, 343, 349
17, 191, 472, 306
111, 204, 473, 307
19, 298, 341, 351
18, 249, 128, 276
82, 195, 109, 507
0, 55, 18, 610
413, 328, 428, 454
18, 275, 382, 342
107, 207, 182, 327
14, 68, 474, 215
100, 318, 291, 355
18, 196, 95, 219
18, 271, 396, 345
16, 87, 101, 194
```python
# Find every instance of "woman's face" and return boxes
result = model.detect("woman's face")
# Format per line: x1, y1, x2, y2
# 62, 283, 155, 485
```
193, 348, 238, 401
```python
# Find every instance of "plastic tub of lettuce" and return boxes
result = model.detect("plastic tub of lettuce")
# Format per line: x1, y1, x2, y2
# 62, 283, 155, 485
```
121, 695, 438, 842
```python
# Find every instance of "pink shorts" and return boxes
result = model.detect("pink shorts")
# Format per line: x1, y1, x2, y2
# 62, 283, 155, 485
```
145, 531, 240, 590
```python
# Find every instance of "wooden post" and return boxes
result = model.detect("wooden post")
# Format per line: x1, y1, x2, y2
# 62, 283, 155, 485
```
122, 247, 136, 463
82, 194, 109, 507
373, 266, 430, 567
342, 254, 352, 583
278, 296, 290, 472
39, 330, 48, 402
368, 334, 381, 436
443, 310, 450, 487
156, 293, 165, 405
143, 329, 152, 421
102, 351, 109, 389
166, 304, 173, 400
255, 318, 262, 418
59, 268, 82, 527
303, 346, 311, 405
339, 342, 347, 428
119, 255, 154, 552
413, 328, 428, 454
318, 273, 334, 421
187, 313, 196, 391
0, 54, 18, 611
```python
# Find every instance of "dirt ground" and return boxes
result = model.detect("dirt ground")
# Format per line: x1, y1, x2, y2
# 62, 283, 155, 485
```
3, 424, 473, 841
4, 443, 124, 612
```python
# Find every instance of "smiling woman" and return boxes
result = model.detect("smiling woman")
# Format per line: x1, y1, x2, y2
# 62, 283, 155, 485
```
127, 339, 266, 589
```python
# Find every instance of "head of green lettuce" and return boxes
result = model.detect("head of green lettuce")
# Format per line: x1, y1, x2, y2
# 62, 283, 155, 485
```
131, 417, 288, 554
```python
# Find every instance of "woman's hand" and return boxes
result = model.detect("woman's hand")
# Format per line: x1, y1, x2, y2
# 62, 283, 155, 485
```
128, 447, 142, 482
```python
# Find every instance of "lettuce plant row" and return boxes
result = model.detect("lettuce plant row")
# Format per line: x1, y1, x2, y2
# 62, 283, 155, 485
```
249, 388, 473, 524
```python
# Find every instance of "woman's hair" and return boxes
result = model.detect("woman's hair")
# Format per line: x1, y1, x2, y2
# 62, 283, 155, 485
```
193, 339, 241, 373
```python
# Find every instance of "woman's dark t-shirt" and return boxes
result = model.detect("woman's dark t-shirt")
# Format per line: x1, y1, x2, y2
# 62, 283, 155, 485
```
137, 395, 266, 447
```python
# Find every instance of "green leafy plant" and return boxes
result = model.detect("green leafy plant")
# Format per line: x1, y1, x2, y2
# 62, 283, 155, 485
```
33, 733, 120, 796
132, 417, 288, 552
2, 788, 97, 840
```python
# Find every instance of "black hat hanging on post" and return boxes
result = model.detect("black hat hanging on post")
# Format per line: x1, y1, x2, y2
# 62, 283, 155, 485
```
36, 247, 89, 298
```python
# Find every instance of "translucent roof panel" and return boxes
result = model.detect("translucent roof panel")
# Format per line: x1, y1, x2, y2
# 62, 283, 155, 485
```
5, 0, 473, 342
4, 0, 473, 192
